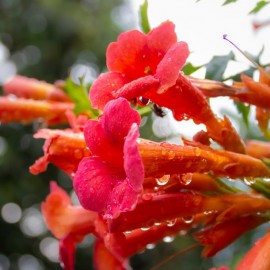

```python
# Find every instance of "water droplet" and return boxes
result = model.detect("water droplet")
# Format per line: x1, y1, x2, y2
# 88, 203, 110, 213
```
168, 150, 175, 160
154, 221, 162, 226
199, 159, 207, 169
142, 193, 153, 201
125, 230, 132, 234
166, 219, 177, 227
146, 243, 156, 250
161, 149, 167, 156
179, 173, 192, 186
203, 211, 213, 215
155, 175, 170, 186
182, 215, 194, 224
243, 177, 255, 186
141, 226, 151, 231
163, 236, 175, 243
137, 96, 150, 106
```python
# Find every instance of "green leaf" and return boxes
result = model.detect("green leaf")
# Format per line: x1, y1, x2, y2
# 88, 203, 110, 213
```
139, 0, 150, 34
205, 51, 235, 81
223, 0, 237, 5
64, 78, 97, 116
182, 62, 203, 75
249, 1, 270, 14
234, 101, 250, 127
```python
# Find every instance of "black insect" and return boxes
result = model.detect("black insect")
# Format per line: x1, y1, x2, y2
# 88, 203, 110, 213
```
152, 104, 167, 117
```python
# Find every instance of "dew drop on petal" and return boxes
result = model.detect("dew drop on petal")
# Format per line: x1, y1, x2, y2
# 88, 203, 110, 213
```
155, 175, 170, 186
243, 177, 255, 186
166, 218, 177, 227
199, 159, 207, 170
168, 150, 175, 160
203, 211, 213, 215
137, 96, 150, 106
142, 193, 153, 201
179, 173, 192, 186
154, 221, 162, 226
182, 215, 194, 224
141, 226, 151, 231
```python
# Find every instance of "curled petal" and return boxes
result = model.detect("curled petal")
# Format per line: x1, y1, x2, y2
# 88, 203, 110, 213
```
30, 129, 90, 175
155, 41, 189, 93
113, 75, 159, 101
41, 182, 96, 239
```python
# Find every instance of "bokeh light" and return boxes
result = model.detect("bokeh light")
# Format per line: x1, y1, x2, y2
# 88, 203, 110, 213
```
1, 202, 22, 224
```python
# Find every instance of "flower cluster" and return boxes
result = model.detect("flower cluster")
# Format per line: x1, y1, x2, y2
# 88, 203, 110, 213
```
2, 19, 270, 270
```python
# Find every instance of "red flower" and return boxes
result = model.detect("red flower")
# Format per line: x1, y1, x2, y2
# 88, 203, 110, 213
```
89, 21, 245, 153
0, 96, 73, 125
194, 215, 266, 257
3, 75, 70, 102
41, 182, 97, 270
30, 129, 91, 176
236, 230, 270, 270
90, 21, 189, 110
74, 98, 144, 218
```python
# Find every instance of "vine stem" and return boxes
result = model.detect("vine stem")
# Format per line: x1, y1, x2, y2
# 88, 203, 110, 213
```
150, 243, 200, 270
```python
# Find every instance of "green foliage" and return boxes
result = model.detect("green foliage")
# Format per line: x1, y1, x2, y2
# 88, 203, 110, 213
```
139, 0, 150, 33
182, 62, 203, 75
64, 78, 98, 117
249, 0, 270, 14
223, 0, 237, 5
234, 101, 251, 127
205, 51, 235, 81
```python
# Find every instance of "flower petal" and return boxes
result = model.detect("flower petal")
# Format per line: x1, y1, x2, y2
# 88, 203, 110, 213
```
147, 21, 177, 57
106, 30, 148, 80
124, 123, 144, 192
155, 41, 189, 93
90, 72, 127, 110
103, 98, 141, 142
113, 75, 159, 101
74, 157, 119, 213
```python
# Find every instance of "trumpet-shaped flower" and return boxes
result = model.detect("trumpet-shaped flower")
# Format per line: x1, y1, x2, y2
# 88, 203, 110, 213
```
194, 215, 266, 257
74, 98, 144, 218
3, 75, 71, 102
236, 230, 270, 270
90, 21, 245, 153
30, 129, 91, 176
42, 182, 97, 270
90, 21, 189, 110
0, 96, 73, 125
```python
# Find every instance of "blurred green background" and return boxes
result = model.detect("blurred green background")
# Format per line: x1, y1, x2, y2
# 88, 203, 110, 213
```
0, 0, 266, 269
